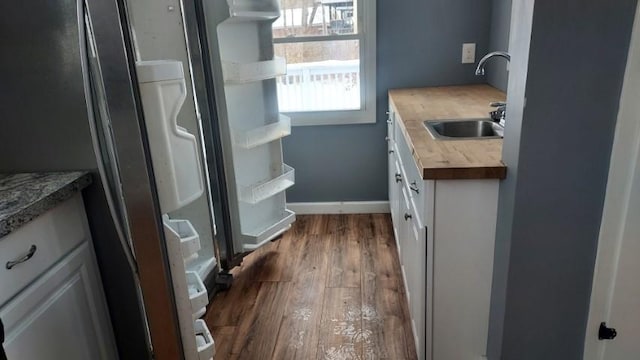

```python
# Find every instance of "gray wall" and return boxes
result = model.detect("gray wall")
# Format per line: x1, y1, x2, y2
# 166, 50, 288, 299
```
487, 0, 512, 91
284, 0, 492, 202
0, 1, 150, 358
0, 1, 95, 172
488, 1, 638, 359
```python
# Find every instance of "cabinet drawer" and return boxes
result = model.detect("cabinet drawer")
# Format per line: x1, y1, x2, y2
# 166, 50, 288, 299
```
389, 156, 402, 228
399, 186, 413, 297
395, 124, 426, 221
394, 120, 412, 170
387, 105, 396, 144
0, 195, 88, 307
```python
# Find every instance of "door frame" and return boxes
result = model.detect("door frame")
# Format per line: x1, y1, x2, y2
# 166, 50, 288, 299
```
584, 3, 640, 359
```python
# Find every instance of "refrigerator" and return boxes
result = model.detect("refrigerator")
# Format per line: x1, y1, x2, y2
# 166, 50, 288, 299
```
83, 0, 294, 358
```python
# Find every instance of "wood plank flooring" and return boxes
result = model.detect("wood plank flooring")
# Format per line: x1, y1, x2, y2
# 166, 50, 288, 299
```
205, 214, 417, 360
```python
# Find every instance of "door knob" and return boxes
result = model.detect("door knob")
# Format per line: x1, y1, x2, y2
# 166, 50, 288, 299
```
6, 245, 37, 270
598, 322, 617, 340
409, 181, 420, 194
1, 317, 6, 360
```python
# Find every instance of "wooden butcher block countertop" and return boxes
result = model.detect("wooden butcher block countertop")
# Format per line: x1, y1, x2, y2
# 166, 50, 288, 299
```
389, 84, 507, 180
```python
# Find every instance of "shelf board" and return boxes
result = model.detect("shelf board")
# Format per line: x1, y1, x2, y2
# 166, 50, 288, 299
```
194, 319, 215, 360
239, 164, 295, 204
186, 271, 208, 317
227, 10, 280, 21
186, 253, 217, 281
242, 209, 296, 251
163, 218, 201, 263
234, 114, 291, 149
222, 57, 286, 84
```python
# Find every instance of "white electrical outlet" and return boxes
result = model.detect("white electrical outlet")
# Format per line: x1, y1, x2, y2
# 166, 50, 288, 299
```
462, 43, 476, 64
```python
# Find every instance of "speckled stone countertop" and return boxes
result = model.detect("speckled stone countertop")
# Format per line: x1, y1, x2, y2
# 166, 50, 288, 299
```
0, 172, 92, 238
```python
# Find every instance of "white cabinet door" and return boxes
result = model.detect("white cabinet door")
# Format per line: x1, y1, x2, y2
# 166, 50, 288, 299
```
387, 105, 396, 144
408, 215, 426, 359
432, 180, 498, 360
400, 187, 413, 300
389, 150, 401, 240
1, 242, 117, 360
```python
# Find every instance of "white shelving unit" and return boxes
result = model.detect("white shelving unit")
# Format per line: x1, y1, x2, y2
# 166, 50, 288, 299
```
204, 0, 296, 253
163, 218, 214, 360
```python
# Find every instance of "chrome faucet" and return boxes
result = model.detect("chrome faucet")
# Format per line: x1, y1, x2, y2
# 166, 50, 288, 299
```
476, 51, 511, 126
490, 102, 507, 126
475, 51, 511, 76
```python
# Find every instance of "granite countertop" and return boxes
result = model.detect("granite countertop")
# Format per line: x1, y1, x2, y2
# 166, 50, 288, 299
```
389, 85, 507, 179
0, 172, 93, 238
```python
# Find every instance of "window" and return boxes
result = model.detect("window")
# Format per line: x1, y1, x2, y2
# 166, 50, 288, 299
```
273, 0, 376, 126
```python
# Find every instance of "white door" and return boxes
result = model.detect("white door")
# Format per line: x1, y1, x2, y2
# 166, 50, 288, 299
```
585, 4, 640, 358
1, 242, 117, 360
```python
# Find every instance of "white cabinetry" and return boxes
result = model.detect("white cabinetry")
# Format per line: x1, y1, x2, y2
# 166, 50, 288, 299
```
388, 102, 499, 360
0, 194, 117, 360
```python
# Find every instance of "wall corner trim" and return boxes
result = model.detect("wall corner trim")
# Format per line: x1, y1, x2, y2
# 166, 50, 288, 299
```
287, 201, 390, 215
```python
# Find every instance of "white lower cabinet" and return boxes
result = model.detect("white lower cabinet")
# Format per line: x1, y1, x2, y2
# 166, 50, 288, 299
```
388, 104, 499, 360
1, 243, 117, 360
0, 195, 117, 360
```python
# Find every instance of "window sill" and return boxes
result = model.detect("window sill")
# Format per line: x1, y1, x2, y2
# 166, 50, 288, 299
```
286, 108, 376, 127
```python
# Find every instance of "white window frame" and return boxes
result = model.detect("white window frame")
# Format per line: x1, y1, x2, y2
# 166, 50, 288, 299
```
273, 0, 376, 126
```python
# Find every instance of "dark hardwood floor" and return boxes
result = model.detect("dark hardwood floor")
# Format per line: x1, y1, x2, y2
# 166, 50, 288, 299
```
205, 214, 417, 360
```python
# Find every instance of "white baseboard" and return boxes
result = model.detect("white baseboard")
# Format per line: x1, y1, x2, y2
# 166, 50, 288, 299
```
287, 201, 390, 215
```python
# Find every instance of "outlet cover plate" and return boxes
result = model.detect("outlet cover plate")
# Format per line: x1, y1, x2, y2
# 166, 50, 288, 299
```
462, 43, 476, 64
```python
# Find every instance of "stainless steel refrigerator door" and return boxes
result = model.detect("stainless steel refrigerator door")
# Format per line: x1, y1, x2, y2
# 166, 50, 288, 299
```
83, 6, 138, 281
83, 0, 185, 358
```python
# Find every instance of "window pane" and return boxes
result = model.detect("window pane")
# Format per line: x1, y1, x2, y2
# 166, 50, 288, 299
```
274, 0, 357, 38
275, 40, 360, 112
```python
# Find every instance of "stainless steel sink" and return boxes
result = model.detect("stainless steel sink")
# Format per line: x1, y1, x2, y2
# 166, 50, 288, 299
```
423, 119, 504, 140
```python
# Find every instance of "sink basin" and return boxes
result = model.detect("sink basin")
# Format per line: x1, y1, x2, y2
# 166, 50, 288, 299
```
424, 119, 504, 140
